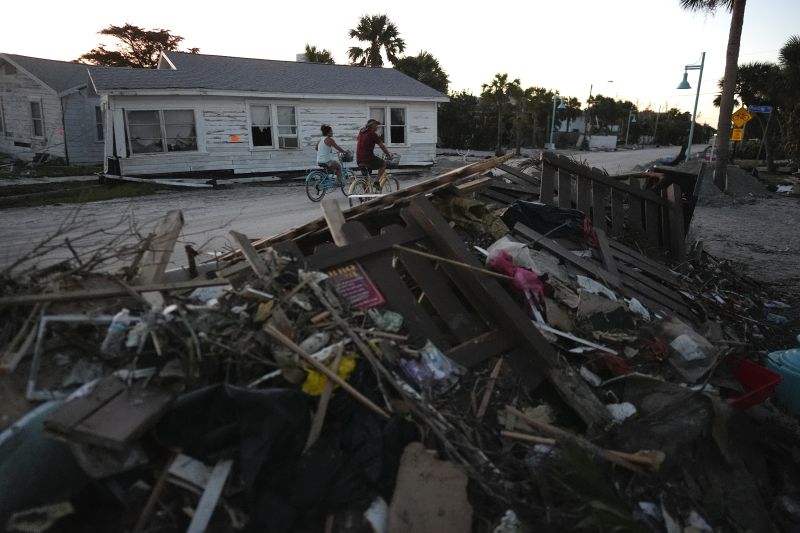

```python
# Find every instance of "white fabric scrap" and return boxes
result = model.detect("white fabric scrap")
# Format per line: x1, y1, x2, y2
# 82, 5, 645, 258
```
576, 275, 617, 300
670, 334, 707, 361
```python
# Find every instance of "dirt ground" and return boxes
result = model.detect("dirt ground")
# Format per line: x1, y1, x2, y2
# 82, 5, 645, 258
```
685, 162, 800, 322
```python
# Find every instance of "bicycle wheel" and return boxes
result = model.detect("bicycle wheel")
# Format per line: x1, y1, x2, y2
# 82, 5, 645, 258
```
340, 171, 353, 196
305, 170, 327, 202
379, 175, 400, 194
348, 178, 371, 203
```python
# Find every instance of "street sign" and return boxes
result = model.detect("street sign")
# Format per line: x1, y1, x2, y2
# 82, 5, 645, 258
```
731, 127, 744, 141
748, 105, 773, 113
731, 107, 752, 127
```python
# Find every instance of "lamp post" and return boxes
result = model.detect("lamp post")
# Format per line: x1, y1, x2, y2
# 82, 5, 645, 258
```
624, 108, 637, 146
676, 51, 705, 160
546, 95, 566, 150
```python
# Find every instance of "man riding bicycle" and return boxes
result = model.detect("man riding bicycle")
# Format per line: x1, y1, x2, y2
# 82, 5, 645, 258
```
356, 119, 393, 182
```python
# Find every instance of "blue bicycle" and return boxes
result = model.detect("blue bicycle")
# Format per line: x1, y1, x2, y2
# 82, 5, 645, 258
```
305, 151, 355, 202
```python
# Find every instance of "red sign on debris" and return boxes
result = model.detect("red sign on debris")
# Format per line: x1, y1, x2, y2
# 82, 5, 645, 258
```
327, 263, 385, 309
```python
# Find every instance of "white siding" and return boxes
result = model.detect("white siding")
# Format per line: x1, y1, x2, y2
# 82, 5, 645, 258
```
107, 94, 438, 177
0, 63, 66, 161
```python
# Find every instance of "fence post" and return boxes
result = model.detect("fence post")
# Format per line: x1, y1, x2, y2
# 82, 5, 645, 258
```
666, 184, 685, 261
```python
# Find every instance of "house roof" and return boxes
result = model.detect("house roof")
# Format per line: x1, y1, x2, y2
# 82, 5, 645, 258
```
1, 53, 93, 94
89, 51, 448, 100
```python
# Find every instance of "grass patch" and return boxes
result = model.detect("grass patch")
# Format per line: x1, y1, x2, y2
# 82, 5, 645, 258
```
0, 182, 163, 208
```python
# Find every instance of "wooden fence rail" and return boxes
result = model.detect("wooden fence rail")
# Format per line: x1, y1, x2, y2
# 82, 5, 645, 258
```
539, 152, 686, 260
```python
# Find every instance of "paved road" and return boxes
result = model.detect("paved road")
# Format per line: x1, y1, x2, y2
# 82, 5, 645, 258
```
0, 146, 699, 273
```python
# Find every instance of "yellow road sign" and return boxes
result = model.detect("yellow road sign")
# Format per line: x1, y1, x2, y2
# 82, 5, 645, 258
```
731, 127, 744, 141
731, 107, 752, 127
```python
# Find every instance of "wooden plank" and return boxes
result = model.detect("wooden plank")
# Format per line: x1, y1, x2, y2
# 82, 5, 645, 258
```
514, 223, 621, 290
71, 384, 175, 450
627, 179, 644, 241
135, 210, 184, 285
341, 223, 449, 349
44, 376, 126, 437
397, 244, 485, 343
498, 164, 542, 187
617, 263, 687, 308
591, 181, 608, 231
666, 184, 686, 260
620, 271, 695, 322
594, 228, 620, 282
607, 240, 680, 285
610, 188, 625, 237
576, 176, 591, 215
644, 198, 661, 249
229, 231, 269, 279
540, 162, 555, 205
308, 223, 426, 271
456, 177, 491, 194
321, 198, 348, 246
558, 170, 572, 208
444, 330, 515, 367
405, 198, 610, 429
480, 189, 518, 206
186, 459, 234, 533
489, 181, 537, 196
0, 279, 229, 307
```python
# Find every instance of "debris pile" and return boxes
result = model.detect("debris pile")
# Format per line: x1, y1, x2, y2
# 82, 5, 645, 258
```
1, 154, 799, 532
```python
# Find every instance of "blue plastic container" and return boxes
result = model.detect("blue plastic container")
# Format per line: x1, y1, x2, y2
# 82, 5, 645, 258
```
766, 348, 800, 415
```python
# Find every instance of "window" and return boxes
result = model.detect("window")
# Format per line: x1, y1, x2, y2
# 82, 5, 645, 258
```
30, 101, 44, 138
95, 106, 104, 141
126, 109, 197, 155
276, 106, 298, 148
369, 106, 407, 145
250, 105, 272, 147
248, 104, 299, 149
164, 110, 197, 152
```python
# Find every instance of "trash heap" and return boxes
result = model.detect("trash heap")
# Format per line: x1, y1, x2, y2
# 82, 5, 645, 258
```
1, 154, 799, 533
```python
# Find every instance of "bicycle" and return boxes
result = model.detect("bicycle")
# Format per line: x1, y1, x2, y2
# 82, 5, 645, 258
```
305, 151, 355, 202
347, 154, 401, 202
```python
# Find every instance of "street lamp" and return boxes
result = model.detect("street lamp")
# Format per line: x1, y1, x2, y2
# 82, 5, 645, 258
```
546, 95, 566, 150
676, 51, 705, 160
624, 108, 637, 146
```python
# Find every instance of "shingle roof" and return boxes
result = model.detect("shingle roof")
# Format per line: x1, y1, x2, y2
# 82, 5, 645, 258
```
2, 53, 93, 93
89, 51, 447, 99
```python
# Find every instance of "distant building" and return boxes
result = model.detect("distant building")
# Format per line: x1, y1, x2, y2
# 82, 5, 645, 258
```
0, 53, 103, 165
89, 51, 449, 178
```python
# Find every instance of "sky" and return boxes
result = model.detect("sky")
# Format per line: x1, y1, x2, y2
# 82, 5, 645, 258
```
3, 0, 798, 128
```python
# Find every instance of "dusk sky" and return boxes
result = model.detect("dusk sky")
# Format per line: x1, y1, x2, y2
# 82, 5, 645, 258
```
3, 0, 798, 128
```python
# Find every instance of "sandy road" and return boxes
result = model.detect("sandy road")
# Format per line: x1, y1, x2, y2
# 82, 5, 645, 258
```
0, 146, 699, 272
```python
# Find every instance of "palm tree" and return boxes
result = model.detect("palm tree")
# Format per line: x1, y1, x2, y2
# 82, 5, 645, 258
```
303, 44, 335, 64
480, 73, 521, 154
393, 51, 450, 93
347, 14, 406, 67
680, 0, 747, 190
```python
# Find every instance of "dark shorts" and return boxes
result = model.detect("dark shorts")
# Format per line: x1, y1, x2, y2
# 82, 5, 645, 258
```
357, 155, 384, 171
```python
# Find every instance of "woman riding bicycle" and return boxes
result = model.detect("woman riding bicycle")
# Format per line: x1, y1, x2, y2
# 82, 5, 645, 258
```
316, 124, 348, 185
356, 119, 393, 182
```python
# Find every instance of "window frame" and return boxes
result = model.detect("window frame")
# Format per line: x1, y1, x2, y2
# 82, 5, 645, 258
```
29, 99, 44, 139
94, 106, 104, 142
368, 105, 408, 146
246, 102, 300, 150
124, 108, 199, 156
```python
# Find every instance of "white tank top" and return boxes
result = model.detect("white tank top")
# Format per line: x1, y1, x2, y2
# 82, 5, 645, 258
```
317, 137, 334, 164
